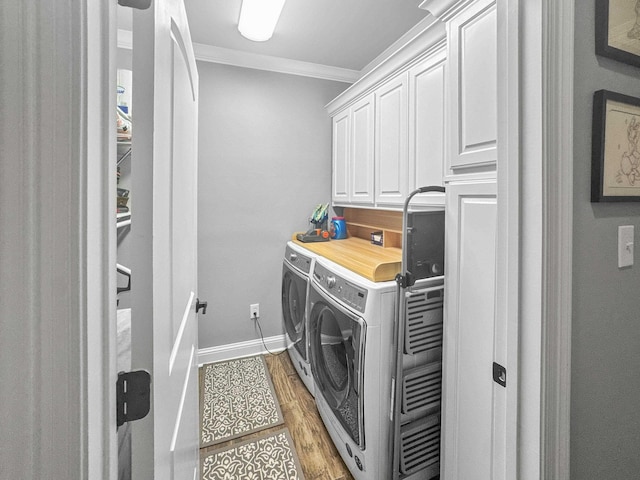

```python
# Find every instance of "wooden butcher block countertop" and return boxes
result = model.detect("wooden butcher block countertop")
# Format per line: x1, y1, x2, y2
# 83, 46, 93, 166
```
292, 234, 401, 282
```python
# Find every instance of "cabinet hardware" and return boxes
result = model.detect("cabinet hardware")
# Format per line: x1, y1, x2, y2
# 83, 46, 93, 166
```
493, 362, 507, 387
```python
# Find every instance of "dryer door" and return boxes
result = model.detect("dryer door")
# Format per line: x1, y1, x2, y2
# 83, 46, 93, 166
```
309, 285, 366, 448
281, 262, 308, 359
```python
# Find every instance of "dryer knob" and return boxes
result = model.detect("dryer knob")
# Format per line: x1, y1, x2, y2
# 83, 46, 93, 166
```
326, 276, 336, 289
289, 253, 298, 262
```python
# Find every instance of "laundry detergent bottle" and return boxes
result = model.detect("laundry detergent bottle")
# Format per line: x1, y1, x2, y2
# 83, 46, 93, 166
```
330, 216, 347, 239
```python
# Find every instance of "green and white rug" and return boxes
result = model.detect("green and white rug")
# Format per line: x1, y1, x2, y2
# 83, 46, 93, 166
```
200, 355, 284, 447
201, 428, 305, 480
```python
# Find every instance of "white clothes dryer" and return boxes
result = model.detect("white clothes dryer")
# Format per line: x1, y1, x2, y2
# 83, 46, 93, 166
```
281, 241, 317, 396
308, 256, 397, 480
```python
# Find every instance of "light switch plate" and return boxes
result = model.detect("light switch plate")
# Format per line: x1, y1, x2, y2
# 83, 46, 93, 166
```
618, 225, 634, 268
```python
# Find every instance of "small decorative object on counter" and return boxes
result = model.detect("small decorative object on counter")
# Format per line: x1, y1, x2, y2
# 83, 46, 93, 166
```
296, 203, 330, 243
371, 231, 383, 246
330, 216, 347, 239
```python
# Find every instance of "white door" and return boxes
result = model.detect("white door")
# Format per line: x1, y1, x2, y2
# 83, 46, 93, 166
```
442, 180, 504, 480
129, 0, 200, 478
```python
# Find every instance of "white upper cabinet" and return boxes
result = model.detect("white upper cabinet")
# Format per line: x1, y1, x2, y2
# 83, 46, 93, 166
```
350, 94, 375, 205
375, 72, 409, 206
409, 49, 446, 206
332, 108, 351, 203
331, 93, 375, 206
445, 0, 497, 178
329, 40, 447, 209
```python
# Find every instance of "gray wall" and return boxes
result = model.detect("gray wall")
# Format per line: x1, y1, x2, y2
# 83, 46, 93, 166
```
572, 3, 640, 478
197, 62, 348, 349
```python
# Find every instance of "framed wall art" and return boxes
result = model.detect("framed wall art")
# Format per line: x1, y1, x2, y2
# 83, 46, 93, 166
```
596, 0, 640, 67
592, 89, 640, 202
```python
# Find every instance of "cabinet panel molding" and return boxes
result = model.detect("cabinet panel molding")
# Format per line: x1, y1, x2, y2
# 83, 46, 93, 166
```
375, 73, 409, 205
409, 51, 446, 206
446, 0, 497, 176
350, 94, 375, 204
332, 110, 351, 203
442, 180, 505, 480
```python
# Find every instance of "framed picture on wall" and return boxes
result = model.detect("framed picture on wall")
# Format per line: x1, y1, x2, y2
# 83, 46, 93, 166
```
592, 89, 640, 202
596, 0, 640, 67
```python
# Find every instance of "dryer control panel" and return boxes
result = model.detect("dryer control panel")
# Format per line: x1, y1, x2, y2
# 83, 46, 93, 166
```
284, 244, 312, 275
313, 262, 368, 313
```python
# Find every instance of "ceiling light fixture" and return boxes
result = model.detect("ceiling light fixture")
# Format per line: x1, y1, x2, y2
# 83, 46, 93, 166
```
238, 0, 286, 42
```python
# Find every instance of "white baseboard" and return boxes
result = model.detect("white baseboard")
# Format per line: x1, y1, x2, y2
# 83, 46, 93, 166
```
198, 335, 287, 366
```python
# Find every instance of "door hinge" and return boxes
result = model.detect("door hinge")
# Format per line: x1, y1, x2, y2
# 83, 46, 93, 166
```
117, 370, 151, 427
492, 362, 507, 388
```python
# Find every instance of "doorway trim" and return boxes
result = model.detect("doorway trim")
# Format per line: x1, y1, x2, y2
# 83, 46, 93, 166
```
0, 0, 116, 478
540, 0, 574, 478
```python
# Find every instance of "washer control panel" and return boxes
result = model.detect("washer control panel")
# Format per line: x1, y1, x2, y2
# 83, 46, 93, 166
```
313, 262, 368, 313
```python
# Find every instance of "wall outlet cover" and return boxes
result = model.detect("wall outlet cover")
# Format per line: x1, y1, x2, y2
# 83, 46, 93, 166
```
618, 225, 634, 268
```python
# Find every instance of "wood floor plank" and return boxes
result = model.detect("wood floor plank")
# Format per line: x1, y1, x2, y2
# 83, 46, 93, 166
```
265, 352, 354, 480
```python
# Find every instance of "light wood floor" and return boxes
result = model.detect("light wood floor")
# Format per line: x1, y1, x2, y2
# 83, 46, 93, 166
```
200, 352, 354, 480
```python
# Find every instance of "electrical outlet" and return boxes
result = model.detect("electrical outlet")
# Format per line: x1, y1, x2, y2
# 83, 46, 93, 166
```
250, 303, 259, 320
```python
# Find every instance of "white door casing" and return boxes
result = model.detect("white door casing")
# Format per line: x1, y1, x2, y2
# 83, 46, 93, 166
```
130, 1, 200, 478
1, 1, 117, 479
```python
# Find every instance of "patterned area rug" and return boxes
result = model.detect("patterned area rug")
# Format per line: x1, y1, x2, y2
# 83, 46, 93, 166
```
201, 428, 305, 480
200, 355, 284, 447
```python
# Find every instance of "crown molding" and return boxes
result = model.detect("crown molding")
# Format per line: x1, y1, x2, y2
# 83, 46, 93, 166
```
324, 16, 446, 115
117, 29, 358, 83
193, 43, 360, 83
359, 14, 439, 76
419, 0, 476, 22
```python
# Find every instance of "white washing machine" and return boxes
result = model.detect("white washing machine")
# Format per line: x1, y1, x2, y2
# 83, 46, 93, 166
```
308, 256, 397, 480
281, 241, 317, 396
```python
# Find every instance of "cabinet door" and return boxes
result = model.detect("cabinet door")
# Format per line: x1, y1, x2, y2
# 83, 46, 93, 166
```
332, 109, 351, 204
446, 0, 497, 177
442, 180, 506, 480
409, 51, 445, 206
350, 94, 375, 205
375, 73, 408, 206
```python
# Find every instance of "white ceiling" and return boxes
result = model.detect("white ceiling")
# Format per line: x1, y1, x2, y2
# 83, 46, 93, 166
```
119, 0, 429, 72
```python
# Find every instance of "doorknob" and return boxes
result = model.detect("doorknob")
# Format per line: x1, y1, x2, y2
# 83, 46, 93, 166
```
196, 298, 208, 315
